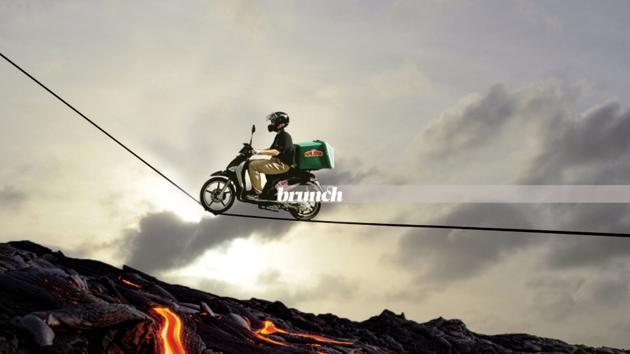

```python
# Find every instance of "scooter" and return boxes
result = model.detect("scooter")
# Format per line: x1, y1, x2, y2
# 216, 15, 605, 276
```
200, 124, 323, 220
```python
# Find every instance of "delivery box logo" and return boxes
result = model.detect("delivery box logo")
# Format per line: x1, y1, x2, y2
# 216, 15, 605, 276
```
304, 149, 324, 157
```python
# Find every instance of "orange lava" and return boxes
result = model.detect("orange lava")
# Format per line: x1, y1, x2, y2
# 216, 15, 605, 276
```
254, 321, 288, 346
153, 307, 186, 354
294, 332, 353, 345
258, 320, 288, 335
253, 320, 353, 347
118, 275, 142, 289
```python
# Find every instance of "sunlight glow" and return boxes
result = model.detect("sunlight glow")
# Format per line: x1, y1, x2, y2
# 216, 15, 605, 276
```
165, 238, 273, 290
137, 173, 204, 222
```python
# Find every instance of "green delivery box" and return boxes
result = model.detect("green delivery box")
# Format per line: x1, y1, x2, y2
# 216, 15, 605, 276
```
295, 140, 334, 170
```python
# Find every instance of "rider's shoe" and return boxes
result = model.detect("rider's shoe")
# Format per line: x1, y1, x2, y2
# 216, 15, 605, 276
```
246, 190, 264, 200
249, 191, 277, 202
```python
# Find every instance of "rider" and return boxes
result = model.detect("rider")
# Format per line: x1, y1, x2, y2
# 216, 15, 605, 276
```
247, 112, 294, 200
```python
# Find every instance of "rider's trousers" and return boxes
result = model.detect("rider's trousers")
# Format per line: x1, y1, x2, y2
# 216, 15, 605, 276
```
248, 157, 290, 194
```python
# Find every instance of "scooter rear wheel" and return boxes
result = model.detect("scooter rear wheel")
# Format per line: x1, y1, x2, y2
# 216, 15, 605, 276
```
200, 177, 235, 214
288, 181, 322, 221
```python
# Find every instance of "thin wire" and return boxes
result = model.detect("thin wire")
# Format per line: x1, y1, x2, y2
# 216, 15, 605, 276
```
3, 51, 630, 238
220, 213, 630, 238
0, 52, 201, 206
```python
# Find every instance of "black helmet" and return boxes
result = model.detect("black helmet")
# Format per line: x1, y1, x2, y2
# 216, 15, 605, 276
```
266, 111, 289, 131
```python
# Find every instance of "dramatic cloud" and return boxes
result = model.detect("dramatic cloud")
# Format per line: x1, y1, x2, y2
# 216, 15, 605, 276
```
521, 101, 630, 185
514, 98, 630, 271
413, 83, 516, 160
123, 203, 294, 273
394, 204, 538, 283
393, 81, 630, 285
539, 204, 630, 270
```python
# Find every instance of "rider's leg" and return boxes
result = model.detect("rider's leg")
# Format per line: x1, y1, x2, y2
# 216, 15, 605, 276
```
248, 159, 267, 195
249, 158, 290, 195
255, 158, 290, 179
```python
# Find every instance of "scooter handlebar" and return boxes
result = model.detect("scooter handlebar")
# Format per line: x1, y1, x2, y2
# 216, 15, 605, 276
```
240, 143, 254, 156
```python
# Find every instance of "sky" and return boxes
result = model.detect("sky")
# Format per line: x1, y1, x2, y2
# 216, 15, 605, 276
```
2, 0, 630, 349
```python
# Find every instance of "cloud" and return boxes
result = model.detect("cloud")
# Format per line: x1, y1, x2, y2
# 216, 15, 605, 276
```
383, 283, 446, 304
371, 80, 630, 349
513, 100, 630, 270
522, 101, 630, 184
317, 156, 377, 185
366, 60, 433, 100
411, 80, 583, 167
524, 275, 584, 322
0, 185, 26, 211
539, 204, 630, 270
123, 203, 294, 274
394, 204, 538, 283
278, 273, 358, 305
391, 80, 630, 285
388, 82, 563, 284
514, 1, 564, 32
413, 83, 515, 160
253, 270, 358, 306
197, 269, 359, 306
525, 265, 630, 323
585, 273, 630, 306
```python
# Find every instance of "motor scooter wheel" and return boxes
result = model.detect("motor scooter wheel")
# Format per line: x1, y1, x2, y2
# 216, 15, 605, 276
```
288, 181, 322, 221
200, 176, 235, 214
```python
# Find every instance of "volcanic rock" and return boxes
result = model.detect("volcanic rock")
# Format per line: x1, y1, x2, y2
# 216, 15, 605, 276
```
0, 241, 628, 354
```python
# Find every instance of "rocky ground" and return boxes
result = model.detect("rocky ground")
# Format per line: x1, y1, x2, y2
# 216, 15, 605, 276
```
0, 240, 628, 354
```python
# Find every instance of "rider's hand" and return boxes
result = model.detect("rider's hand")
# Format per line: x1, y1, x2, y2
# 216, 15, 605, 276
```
250, 148, 257, 155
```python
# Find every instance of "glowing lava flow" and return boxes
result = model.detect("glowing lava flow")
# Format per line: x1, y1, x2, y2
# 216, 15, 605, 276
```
118, 275, 142, 289
254, 320, 353, 347
254, 321, 288, 346
153, 307, 186, 354
293, 332, 353, 345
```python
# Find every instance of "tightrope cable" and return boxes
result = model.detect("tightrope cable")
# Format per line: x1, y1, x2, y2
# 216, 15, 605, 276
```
0, 52, 201, 206
3, 51, 630, 238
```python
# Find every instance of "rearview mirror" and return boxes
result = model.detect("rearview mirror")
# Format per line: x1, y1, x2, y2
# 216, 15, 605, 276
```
252, 124, 256, 133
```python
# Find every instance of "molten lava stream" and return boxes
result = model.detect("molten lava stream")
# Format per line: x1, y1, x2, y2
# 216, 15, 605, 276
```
118, 275, 143, 289
153, 307, 186, 354
294, 332, 353, 345
254, 321, 287, 346
254, 320, 353, 347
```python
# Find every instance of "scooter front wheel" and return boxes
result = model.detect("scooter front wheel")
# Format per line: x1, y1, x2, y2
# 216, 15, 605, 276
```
200, 176, 235, 214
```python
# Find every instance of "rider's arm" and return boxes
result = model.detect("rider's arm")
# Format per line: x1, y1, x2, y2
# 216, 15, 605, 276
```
266, 132, 292, 159
253, 132, 289, 157
253, 148, 280, 156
